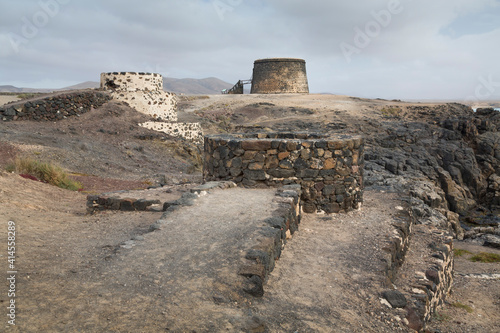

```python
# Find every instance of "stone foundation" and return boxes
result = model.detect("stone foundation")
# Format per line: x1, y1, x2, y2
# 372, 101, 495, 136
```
203, 132, 364, 213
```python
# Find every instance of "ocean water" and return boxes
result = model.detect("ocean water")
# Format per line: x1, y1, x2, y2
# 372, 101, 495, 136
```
473, 108, 500, 112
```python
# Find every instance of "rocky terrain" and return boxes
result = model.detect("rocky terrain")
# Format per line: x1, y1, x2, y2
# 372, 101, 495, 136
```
0, 91, 499, 332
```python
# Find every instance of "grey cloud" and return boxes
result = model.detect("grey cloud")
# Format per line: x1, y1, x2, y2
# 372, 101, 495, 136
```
0, 0, 498, 100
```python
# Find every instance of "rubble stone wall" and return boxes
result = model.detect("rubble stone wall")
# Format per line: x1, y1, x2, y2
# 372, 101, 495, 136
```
204, 132, 364, 213
0, 91, 111, 122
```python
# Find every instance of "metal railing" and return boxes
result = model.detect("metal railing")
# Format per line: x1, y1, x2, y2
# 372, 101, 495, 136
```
222, 79, 251, 94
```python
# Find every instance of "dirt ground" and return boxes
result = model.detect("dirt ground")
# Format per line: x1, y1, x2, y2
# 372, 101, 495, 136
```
1, 92, 500, 332
0, 99, 203, 192
0, 96, 20, 106
1, 170, 412, 332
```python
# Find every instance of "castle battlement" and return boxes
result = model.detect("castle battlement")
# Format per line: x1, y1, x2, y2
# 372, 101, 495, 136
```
100, 72, 163, 92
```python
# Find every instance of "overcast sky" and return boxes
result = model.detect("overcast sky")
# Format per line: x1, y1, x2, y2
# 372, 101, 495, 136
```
1, 0, 499, 100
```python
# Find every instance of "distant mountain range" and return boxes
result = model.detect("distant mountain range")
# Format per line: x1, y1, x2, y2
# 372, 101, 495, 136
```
163, 77, 233, 95
0, 85, 54, 93
0, 77, 234, 95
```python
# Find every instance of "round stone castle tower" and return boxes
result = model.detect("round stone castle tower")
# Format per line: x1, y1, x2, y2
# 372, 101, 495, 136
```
250, 58, 309, 94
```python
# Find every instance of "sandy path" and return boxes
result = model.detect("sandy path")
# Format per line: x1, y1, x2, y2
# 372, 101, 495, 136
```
250, 190, 410, 332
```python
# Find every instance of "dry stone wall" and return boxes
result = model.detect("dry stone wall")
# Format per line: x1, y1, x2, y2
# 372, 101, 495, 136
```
0, 91, 110, 122
404, 228, 454, 331
239, 185, 302, 297
204, 132, 364, 213
382, 205, 414, 283
381, 197, 455, 331
251, 58, 309, 94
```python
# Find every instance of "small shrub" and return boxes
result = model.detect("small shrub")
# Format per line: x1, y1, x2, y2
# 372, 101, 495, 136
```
380, 106, 402, 118
6, 157, 82, 191
451, 302, 474, 313
16, 93, 39, 99
469, 252, 500, 263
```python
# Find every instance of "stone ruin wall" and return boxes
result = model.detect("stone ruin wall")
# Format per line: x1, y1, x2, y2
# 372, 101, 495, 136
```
381, 205, 454, 330
100, 72, 177, 121
140, 121, 203, 142
119, 90, 177, 122
251, 58, 309, 94
100, 72, 163, 92
100, 72, 202, 142
203, 132, 364, 213
0, 91, 111, 121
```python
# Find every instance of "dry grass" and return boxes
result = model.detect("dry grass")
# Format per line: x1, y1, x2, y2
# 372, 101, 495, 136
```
454, 248, 500, 263
451, 302, 474, 313
469, 252, 500, 263
6, 157, 82, 191
380, 106, 402, 118
454, 249, 472, 257
16, 93, 40, 99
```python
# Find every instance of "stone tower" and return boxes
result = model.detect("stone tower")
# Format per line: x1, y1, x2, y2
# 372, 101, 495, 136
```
250, 58, 309, 94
